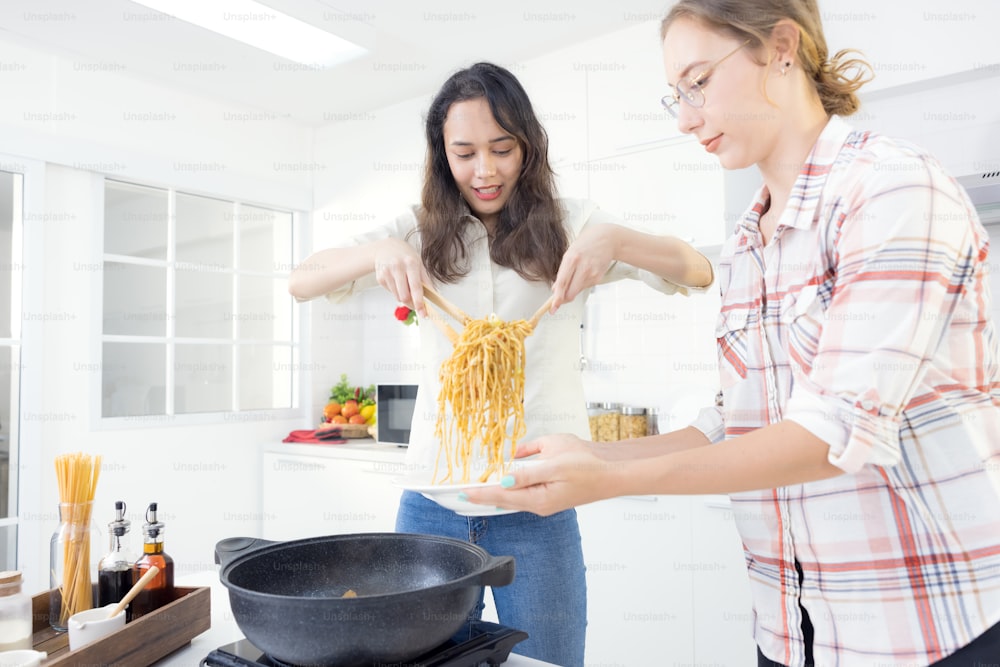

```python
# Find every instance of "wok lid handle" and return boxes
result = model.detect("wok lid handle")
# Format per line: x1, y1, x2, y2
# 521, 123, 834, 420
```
214, 536, 278, 569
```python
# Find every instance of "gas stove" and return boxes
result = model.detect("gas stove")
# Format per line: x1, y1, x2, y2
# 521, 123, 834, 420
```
199, 620, 529, 667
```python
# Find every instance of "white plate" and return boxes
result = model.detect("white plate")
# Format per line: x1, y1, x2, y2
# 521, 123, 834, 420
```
393, 460, 538, 517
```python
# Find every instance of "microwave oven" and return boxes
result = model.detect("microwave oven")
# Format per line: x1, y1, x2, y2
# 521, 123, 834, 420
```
376, 384, 418, 446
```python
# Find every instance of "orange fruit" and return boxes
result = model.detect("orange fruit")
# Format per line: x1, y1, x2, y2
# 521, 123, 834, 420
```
348, 414, 366, 425
323, 402, 342, 419
341, 400, 359, 418
331, 414, 348, 424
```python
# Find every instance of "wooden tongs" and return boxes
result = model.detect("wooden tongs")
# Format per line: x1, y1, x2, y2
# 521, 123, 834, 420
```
420, 283, 555, 344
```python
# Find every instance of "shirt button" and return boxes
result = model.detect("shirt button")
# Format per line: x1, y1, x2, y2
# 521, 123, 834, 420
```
861, 399, 875, 411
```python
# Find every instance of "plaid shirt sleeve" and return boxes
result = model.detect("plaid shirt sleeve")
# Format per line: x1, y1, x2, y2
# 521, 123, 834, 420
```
784, 153, 987, 473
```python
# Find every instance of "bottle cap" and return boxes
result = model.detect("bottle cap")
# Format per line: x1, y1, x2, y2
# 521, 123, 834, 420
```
144, 502, 164, 539
109, 500, 131, 537
621, 406, 647, 415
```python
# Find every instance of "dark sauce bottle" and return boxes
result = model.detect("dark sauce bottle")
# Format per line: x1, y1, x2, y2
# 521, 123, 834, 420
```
97, 500, 135, 622
131, 502, 175, 619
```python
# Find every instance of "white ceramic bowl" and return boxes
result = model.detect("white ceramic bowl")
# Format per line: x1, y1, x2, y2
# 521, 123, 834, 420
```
67, 604, 126, 650
0, 651, 47, 667
393, 459, 539, 516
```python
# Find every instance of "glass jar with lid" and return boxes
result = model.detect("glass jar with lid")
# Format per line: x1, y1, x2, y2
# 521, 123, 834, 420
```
0, 571, 32, 650
586, 402, 604, 441
595, 402, 621, 442
620, 406, 648, 439
646, 407, 660, 436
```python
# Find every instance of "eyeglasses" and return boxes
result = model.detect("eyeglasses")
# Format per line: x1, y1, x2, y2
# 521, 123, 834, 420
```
660, 40, 750, 119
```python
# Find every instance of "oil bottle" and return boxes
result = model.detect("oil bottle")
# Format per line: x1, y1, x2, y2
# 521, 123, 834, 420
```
97, 500, 135, 621
131, 502, 174, 619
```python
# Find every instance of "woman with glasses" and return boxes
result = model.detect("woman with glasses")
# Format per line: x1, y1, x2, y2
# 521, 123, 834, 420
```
289, 62, 713, 666
466, 1, 1000, 665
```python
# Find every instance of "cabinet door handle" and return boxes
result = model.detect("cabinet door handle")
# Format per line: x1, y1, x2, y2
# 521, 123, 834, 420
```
622, 495, 659, 502
704, 495, 732, 510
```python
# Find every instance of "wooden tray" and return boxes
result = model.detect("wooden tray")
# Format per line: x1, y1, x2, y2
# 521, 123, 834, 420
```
31, 586, 210, 666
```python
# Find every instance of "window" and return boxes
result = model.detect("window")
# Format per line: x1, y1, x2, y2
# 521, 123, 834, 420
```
101, 179, 296, 420
0, 169, 22, 569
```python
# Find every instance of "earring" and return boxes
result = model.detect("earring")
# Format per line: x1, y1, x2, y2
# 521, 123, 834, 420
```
781, 61, 791, 76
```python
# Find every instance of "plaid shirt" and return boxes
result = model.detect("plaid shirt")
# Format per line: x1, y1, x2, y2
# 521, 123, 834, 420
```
691, 116, 1000, 665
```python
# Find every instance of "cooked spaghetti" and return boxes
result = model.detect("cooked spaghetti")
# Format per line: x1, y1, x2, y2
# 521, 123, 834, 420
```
434, 314, 532, 484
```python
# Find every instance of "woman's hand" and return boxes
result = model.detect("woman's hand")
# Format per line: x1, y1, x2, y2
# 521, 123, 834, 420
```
462, 433, 623, 516
373, 238, 432, 316
550, 223, 619, 310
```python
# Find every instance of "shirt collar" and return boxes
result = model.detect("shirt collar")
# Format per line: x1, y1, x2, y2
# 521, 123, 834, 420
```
737, 115, 855, 239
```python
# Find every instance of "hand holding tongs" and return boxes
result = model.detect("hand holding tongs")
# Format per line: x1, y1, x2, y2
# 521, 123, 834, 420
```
420, 283, 555, 344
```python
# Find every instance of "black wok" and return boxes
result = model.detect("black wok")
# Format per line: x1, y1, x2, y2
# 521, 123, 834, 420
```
215, 533, 516, 666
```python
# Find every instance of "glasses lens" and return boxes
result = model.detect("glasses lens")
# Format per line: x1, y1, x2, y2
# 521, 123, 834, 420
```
677, 78, 705, 108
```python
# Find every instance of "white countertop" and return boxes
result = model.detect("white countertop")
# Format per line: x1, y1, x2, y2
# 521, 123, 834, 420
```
270, 439, 410, 462
153, 572, 557, 667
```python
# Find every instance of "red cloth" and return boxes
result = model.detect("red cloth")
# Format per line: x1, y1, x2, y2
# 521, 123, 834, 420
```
282, 429, 346, 444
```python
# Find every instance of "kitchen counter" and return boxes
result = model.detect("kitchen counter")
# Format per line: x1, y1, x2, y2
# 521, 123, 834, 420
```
275, 438, 409, 462
153, 572, 558, 667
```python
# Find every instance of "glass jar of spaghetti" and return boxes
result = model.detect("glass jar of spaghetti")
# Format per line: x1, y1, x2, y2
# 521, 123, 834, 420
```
620, 406, 648, 439
49, 501, 101, 631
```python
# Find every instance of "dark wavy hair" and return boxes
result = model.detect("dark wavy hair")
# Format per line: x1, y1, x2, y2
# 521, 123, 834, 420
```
419, 62, 567, 284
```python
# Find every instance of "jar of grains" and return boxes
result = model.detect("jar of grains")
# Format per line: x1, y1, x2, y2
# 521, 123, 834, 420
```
596, 402, 622, 442
620, 406, 648, 439
586, 402, 604, 441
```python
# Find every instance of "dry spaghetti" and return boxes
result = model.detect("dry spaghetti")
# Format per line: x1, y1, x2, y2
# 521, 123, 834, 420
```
434, 314, 532, 484
53, 452, 101, 627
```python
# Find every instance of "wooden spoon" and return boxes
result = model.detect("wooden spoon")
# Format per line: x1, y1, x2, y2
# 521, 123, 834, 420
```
107, 565, 160, 619
527, 295, 556, 330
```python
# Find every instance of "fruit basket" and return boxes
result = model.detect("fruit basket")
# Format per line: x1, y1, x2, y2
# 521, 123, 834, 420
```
316, 423, 371, 439
321, 374, 377, 432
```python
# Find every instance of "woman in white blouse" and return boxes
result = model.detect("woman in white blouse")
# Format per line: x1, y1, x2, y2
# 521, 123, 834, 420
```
289, 62, 712, 666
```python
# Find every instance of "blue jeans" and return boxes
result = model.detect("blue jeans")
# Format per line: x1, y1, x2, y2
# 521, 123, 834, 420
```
395, 491, 587, 667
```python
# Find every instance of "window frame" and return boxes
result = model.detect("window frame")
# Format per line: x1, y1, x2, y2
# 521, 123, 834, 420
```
1, 153, 46, 590
91, 176, 304, 429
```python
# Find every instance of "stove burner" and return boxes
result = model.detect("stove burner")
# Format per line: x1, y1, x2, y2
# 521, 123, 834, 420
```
200, 620, 528, 667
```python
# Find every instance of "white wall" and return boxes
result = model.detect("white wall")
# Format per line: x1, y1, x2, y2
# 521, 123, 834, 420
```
0, 36, 316, 593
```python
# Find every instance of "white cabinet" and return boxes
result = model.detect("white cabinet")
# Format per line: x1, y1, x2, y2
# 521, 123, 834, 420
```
823, 0, 1000, 93
582, 21, 683, 157
578, 495, 696, 665
690, 497, 756, 665
587, 141, 726, 248
578, 493, 755, 666
260, 443, 407, 541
